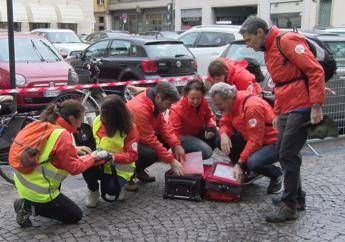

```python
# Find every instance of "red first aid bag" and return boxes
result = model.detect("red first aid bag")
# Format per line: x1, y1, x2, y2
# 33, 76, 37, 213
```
203, 162, 241, 202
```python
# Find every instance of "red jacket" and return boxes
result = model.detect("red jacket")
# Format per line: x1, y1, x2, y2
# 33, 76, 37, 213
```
209, 58, 262, 94
126, 90, 181, 163
264, 26, 325, 115
96, 124, 139, 164
168, 97, 216, 136
219, 91, 277, 162
50, 117, 96, 175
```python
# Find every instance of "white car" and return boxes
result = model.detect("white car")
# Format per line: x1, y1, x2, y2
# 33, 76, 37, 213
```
178, 25, 243, 76
31, 29, 89, 58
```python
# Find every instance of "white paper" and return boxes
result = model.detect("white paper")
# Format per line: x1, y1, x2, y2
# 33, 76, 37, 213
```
213, 164, 235, 180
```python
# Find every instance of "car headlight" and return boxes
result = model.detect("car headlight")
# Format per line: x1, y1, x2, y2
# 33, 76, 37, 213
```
68, 68, 79, 85
15, 74, 26, 87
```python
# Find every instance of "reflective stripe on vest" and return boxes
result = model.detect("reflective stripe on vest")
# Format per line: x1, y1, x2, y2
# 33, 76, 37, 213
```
92, 116, 135, 181
14, 128, 68, 203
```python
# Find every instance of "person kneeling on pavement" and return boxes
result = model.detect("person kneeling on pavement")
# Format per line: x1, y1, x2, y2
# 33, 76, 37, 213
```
83, 95, 139, 207
168, 80, 218, 160
127, 81, 186, 181
209, 83, 283, 194
11, 100, 106, 227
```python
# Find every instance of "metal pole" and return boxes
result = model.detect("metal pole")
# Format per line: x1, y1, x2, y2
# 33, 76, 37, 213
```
6, 0, 16, 112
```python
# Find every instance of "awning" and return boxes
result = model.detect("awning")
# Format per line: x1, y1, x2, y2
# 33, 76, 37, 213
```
55, 4, 85, 23
181, 9, 202, 18
0, 1, 28, 22
27, 3, 58, 23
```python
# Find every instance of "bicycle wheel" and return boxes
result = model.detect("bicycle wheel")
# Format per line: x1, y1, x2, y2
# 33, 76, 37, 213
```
0, 161, 14, 185
51, 90, 101, 125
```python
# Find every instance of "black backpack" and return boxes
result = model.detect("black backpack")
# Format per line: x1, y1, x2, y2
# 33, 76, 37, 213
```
243, 57, 265, 83
276, 31, 337, 82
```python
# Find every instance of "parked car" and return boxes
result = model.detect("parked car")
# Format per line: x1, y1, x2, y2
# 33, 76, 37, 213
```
317, 27, 345, 37
84, 30, 131, 44
178, 25, 242, 76
68, 36, 197, 92
0, 33, 73, 111
31, 29, 89, 58
140, 31, 179, 40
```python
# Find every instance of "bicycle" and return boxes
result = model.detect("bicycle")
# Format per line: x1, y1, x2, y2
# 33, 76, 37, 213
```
0, 109, 39, 185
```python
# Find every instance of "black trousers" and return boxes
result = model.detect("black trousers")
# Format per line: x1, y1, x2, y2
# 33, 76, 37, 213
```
277, 112, 309, 207
24, 193, 82, 224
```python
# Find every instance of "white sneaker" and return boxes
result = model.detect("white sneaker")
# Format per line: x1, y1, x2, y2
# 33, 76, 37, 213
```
118, 187, 126, 201
86, 190, 100, 208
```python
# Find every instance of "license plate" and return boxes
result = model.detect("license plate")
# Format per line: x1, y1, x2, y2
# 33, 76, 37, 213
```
43, 90, 61, 97
172, 80, 188, 87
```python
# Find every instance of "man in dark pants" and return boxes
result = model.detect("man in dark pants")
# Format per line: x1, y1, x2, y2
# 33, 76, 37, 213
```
240, 16, 325, 222
127, 82, 186, 181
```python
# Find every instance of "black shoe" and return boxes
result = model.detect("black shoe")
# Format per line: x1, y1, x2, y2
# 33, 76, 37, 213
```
265, 203, 298, 223
136, 170, 156, 183
272, 196, 306, 211
13, 199, 32, 228
267, 175, 284, 194
242, 172, 263, 185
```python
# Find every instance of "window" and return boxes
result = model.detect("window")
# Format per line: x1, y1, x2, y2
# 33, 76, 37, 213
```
109, 40, 130, 56
85, 40, 109, 58
146, 14, 163, 31
58, 23, 78, 33
97, 0, 104, 5
99, 17, 104, 24
145, 43, 193, 59
0, 22, 21, 31
197, 32, 228, 47
179, 32, 199, 47
129, 45, 147, 57
270, 13, 301, 29
45, 32, 81, 43
29, 23, 50, 31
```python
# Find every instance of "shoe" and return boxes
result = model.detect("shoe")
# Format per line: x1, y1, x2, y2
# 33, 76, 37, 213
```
118, 187, 126, 201
267, 175, 284, 194
265, 203, 298, 223
242, 172, 263, 185
13, 199, 32, 228
272, 196, 306, 211
124, 180, 139, 192
86, 190, 100, 208
136, 170, 156, 183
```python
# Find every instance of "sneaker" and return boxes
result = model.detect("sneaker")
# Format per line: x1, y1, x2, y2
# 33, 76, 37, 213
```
136, 170, 156, 183
86, 190, 100, 208
242, 172, 263, 185
267, 175, 284, 194
124, 180, 139, 192
118, 187, 126, 201
272, 196, 306, 211
13, 199, 32, 228
265, 203, 298, 223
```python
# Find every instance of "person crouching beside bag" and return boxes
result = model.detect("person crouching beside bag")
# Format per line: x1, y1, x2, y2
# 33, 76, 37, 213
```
10, 100, 107, 228
83, 95, 139, 208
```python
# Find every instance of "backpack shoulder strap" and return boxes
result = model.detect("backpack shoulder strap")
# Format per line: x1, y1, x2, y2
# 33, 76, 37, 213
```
276, 32, 290, 65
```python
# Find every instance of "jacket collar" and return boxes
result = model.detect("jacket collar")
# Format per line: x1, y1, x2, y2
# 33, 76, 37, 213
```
146, 88, 160, 115
264, 26, 281, 51
229, 91, 251, 115
56, 116, 77, 134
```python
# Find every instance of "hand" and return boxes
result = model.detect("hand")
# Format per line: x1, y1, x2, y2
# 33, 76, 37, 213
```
272, 117, 278, 130
234, 164, 244, 183
310, 104, 323, 124
76, 146, 92, 156
171, 159, 184, 176
126, 85, 146, 95
220, 133, 232, 155
94, 150, 111, 161
205, 131, 215, 140
174, 145, 186, 162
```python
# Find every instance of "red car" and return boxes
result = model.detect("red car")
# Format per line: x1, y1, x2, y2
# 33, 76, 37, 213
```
0, 33, 72, 111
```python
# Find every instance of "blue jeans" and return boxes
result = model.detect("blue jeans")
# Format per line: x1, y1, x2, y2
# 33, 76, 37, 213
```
246, 144, 282, 179
180, 135, 216, 160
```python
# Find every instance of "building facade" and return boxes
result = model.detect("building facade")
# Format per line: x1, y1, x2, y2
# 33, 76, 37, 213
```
94, 0, 112, 31
0, 0, 94, 34
108, 0, 174, 34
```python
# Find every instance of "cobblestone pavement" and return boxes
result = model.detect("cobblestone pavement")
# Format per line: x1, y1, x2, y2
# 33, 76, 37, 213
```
1, 139, 345, 241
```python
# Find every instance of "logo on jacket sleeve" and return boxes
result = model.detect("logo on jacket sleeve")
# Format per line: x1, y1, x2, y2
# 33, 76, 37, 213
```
248, 118, 257, 128
131, 142, 138, 151
295, 44, 305, 54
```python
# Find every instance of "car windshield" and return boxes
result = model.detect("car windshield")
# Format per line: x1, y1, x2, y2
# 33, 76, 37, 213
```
325, 41, 345, 66
145, 43, 193, 58
107, 32, 130, 38
161, 32, 179, 39
46, 32, 81, 43
226, 43, 265, 66
0, 38, 62, 62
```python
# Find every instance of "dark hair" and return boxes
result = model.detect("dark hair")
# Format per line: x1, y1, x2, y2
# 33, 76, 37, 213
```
100, 95, 132, 137
239, 15, 269, 35
154, 81, 180, 102
183, 80, 206, 96
40, 99, 85, 124
208, 59, 227, 78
